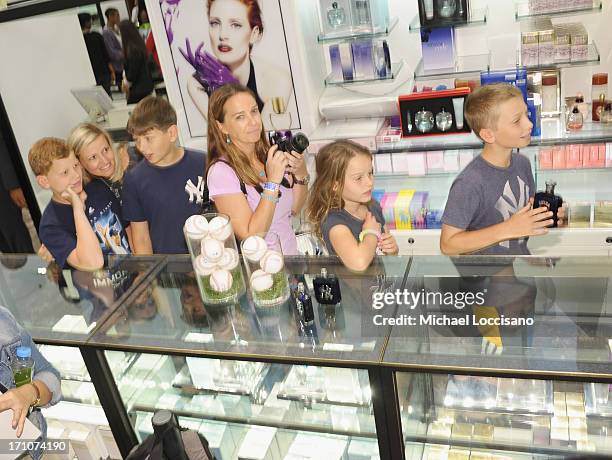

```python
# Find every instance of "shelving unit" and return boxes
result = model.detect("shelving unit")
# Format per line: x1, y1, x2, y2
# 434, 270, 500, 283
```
515, 0, 603, 20
413, 53, 490, 80
517, 42, 601, 71
408, 7, 488, 31
325, 61, 403, 86
317, 16, 398, 43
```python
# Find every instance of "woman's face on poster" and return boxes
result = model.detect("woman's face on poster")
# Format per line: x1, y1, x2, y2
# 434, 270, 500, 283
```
208, 0, 261, 67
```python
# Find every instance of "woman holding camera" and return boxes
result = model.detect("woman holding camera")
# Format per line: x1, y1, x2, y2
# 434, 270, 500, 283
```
206, 83, 308, 254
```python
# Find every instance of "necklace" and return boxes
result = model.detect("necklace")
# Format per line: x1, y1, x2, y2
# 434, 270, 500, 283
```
101, 178, 122, 203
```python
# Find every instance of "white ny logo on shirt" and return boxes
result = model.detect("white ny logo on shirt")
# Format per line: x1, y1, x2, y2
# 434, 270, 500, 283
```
185, 176, 204, 204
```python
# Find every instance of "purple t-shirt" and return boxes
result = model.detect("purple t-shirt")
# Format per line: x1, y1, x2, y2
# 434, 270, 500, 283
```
207, 161, 298, 255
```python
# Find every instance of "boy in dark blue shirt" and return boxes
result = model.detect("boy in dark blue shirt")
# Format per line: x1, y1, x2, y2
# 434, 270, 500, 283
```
29, 138, 104, 270
122, 96, 205, 254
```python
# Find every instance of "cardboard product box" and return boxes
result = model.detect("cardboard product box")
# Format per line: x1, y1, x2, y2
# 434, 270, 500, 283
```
417, 0, 469, 28
398, 87, 471, 138
426, 150, 445, 172
552, 147, 567, 169
539, 148, 553, 169
565, 144, 582, 168
420, 27, 456, 71
381, 192, 398, 230
395, 189, 416, 229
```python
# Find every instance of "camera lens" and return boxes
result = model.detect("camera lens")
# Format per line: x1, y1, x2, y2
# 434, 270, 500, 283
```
290, 133, 310, 154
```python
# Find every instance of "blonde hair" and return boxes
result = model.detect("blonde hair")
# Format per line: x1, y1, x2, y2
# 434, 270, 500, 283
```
306, 140, 372, 239
28, 137, 71, 176
127, 95, 178, 136
206, 83, 270, 186
68, 123, 125, 184
464, 83, 524, 140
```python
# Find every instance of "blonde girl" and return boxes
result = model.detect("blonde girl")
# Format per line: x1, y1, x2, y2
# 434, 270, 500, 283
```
306, 140, 398, 271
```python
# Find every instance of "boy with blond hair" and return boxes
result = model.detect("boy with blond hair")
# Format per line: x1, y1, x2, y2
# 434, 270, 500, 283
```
29, 138, 103, 269
122, 96, 205, 254
440, 83, 559, 255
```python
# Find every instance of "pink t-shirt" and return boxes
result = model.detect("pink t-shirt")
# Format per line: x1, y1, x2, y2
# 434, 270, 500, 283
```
207, 161, 298, 255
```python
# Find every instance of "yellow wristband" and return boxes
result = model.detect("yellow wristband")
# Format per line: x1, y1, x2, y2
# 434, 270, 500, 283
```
359, 229, 380, 243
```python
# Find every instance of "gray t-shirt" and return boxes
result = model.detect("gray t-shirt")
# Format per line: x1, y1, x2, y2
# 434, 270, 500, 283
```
442, 152, 535, 255
322, 201, 385, 255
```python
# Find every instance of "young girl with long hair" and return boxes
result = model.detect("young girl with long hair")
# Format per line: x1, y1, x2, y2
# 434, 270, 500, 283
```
307, 140, 398, 271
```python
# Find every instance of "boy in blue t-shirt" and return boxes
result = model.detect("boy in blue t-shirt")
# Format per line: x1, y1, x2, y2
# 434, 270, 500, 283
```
29, 138, 104, 270
122, 96, 205, 254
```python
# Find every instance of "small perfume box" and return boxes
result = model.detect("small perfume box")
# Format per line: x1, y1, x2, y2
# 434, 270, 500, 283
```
420, 27, 456, 71
398, 87, 471, 138
417, 0, 469, 28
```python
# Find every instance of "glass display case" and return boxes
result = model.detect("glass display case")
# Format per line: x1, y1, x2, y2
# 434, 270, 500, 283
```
3, 254, 612, 459
0, 254, 161, 459
384, 255, 612, 459
87, 255, 409, 460
373, 117, 612, 255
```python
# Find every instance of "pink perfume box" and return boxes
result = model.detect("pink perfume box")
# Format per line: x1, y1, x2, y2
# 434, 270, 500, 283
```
583, 144, 605, 168
426, 151, 445, 172
552, 147, 566, 169
565, 144, 581, 169
539, 148, 553, 169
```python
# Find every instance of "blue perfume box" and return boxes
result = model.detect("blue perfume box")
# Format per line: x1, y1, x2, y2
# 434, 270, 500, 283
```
420, 27, 456, 70
351, 40, 374, 79
329, 44, 343, 81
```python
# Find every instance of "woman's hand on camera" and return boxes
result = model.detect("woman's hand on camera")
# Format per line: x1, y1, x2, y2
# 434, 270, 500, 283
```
285, 151, 307, 180
265, 145, 288, 185
0, 384, 37, 437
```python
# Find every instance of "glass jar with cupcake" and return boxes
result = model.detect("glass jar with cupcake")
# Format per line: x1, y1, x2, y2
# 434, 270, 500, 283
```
240, 232, 290, 310
183, 213, 246, 306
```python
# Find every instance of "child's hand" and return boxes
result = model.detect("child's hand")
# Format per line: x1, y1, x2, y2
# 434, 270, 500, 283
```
362, 212, 381, 233
504, 201, 553, 239
378, 232, 398, 255
38, 244, 55, 263
265, 145, 289, 185
557, 204, 567, 227
61, 187, 87, 210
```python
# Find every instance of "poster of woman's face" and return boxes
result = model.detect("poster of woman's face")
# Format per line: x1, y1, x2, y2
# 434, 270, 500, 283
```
159, 0, 300, 139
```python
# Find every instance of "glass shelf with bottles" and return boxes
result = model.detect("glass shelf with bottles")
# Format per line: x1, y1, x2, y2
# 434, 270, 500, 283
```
515, 0, 602, 21
110, 352, 379, 454
318, 16, 398, 43
408, 7, 487, 31
375, 117, 612, 154
325, 60, 403, 86
518, 42, 600, 71
414, 53, 490, 81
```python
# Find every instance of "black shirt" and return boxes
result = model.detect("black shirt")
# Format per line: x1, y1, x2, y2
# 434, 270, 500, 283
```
83, 31, 111, 80
125, 50, 154, 104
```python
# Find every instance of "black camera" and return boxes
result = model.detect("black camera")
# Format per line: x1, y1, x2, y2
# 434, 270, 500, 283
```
270, 131, 309, 154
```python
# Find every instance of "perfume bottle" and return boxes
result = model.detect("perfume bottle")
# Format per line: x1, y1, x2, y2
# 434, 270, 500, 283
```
296, 282, 315, 326
405, 110, 413, 133
352, 0, 371, 25
313, 268, 342, 305
326, 2, 347, 29
533, 180, 563, 227
437, 0, 457, 18
566, 106, 583, 131
415, 107, 434, 133
601, 102, 612, 123
435, 108, 453, 131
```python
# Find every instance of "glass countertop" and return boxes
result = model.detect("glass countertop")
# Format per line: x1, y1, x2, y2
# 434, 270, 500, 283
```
383, 256, 612, 379
88, 256, 410, 365
0, 255, 162, 345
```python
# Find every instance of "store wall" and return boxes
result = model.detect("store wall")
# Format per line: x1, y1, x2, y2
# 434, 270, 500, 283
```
0, 10, 96, 211
319, 0, 612, 114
